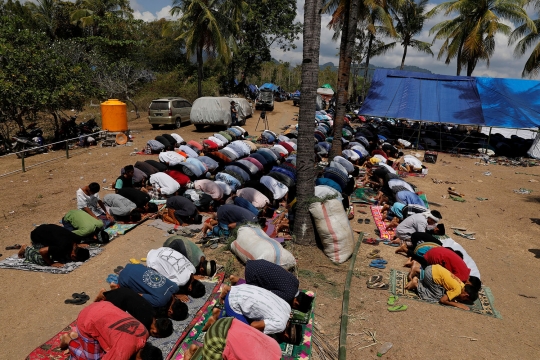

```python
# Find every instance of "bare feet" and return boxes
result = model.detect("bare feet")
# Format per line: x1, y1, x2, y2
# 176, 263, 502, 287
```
59, 331, 78, 350
410, 260, 421, 279
395, 243, 408, 254
405, 276, 419, 291
229, 275, 239, 285
219, 285, 231, 302
110, 283, 119, 290
202, 308, 220, 331
94, 288, 106, 302
175, 294, 190, 303
387, 218, 400, 230
404, 257, 413, 267
17, 245, 28, 258
184, 344, 199, 360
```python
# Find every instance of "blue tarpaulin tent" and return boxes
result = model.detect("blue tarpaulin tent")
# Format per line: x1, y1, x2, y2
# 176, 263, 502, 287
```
360, 69, 540, 129
260, 83, 282, 93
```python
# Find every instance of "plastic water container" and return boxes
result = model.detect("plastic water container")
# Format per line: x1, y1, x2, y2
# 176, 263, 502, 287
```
100, 99, 128, 132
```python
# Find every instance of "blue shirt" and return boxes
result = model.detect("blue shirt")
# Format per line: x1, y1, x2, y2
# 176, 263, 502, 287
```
245, 259, 299, 304
233, 196, 260, 216
395, 191, 426, 207
118, 264, 178, 308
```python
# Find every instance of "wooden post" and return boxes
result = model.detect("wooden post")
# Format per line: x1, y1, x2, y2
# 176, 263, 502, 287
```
416, 121, 422, 150
486, 127, 492, 152
66, 140, 70, 159
21, 149, 25, 172
338, 232, 363, 360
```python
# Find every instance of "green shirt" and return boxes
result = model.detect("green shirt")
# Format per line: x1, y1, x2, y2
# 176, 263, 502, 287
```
163, 236, 204, 266
63, 209, 103, 237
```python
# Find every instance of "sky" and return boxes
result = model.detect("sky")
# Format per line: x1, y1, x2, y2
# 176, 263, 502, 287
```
132, 0, 539, 80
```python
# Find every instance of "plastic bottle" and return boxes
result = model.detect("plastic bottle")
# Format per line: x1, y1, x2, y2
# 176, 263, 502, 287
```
377, 342, 393, 357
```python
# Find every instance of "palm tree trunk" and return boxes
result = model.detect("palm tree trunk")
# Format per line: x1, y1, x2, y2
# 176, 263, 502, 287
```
197, 43, 204, 98
456, 38, 464, 76
361, 33, 374, 100
329, 0, 361, 159
400, 44, 408, 70
292, 0, 323, 246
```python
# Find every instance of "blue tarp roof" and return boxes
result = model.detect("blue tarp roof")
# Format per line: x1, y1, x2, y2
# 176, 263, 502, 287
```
360, 69, 540, 129
260, 83, 283, 92
476, 77, 540, 128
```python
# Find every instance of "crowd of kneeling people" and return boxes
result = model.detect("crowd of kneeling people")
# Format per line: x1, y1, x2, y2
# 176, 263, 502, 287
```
16, 122, 483, 358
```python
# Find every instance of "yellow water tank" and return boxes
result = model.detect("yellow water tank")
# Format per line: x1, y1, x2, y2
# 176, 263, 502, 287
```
100, 99, 128, 132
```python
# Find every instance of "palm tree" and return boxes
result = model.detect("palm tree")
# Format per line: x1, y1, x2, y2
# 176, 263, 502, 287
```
387, 0, 433, 70
70, 0, 132, 33
325, 0, 361, 158
428, 0, 534, 76
292, 0, 323, 245
25, 0, 59, 40
170, 0, 236, 97
510, 1, 540, 77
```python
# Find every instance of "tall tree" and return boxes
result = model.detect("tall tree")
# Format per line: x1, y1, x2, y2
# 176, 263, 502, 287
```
360, 1, 396, 99
25, 0, 58, 40
71, 0, 133, 34
428, 0, 534, 76
510, 0, 540, 77
387, 0, 433, 70
170, 0, 234, 98
292, 0, 323, 245
326, 0, 361, 159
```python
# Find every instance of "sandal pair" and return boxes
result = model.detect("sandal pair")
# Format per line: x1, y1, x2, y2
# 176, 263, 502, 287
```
65, 292, 89, 305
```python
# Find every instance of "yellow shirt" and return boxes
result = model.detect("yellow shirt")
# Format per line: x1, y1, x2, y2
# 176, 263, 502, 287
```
431, 264, 464, 300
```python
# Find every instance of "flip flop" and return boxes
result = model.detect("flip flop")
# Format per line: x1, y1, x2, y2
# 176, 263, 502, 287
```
71, 292, 90, 301
365, 219, 371, 224
370, 259, 388, 265
369, 263, 386, 269
363, 238, 378, 245
5, 244, 21, 250
383, 242, 400, 247
113, 266, 124, 274
64, 297, 87, 305
357, 219, 364, 224
367, 282, 389, 290
387, 295, 399, 305
388, 304, 408, 312
106, 274, 119, 284
366, 275, 383, 285
367, 253, 381, 259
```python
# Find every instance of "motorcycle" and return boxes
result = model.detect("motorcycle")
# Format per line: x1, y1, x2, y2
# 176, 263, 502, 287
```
12, 123, 46, 158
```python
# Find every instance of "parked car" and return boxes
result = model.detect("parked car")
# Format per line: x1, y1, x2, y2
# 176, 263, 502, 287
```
292, 91, 300, 106
255, 89, 274, 111
190, 97, 247, 131
148, 97, 192, 129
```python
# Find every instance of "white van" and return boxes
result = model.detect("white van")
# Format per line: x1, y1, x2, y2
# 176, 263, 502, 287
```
190, 97, 249, 130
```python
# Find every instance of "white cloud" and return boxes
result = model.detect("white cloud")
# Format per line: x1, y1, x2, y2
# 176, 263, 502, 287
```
130, 0, 144, 12
133, 5, 180, 22
271, 1, 540, 79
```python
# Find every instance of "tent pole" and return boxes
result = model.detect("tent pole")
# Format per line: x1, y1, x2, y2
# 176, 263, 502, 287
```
416, 121, 422, 150
486, 127, 492, 152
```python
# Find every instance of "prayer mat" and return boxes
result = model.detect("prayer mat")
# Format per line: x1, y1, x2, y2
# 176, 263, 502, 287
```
399, 171, 426, 178
25, 273, 225, 360
0, 247, 103, 274
371, 205, 395, 240
171, 290, 316, 360
105, 203, 164, 239
351, 187, 378, 204
147, 217, 207, 233
151, 272, 225, 358
389, 269, 501, 319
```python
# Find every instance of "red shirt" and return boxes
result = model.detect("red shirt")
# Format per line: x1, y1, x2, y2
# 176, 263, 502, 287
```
165, 170, 191, 186
76, 302, 148, 360
424, 247, 471, 282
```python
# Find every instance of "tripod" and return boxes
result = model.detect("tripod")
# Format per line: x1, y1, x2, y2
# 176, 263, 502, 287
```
255, 110, 269, 131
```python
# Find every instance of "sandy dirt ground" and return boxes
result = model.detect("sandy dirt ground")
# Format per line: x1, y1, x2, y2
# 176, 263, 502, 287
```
0, 100, 539, 359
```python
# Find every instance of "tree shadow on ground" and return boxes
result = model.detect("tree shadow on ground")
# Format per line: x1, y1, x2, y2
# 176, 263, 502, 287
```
530, 218, 540, 225
522, 196, 540, 203
528, 249, 540, 258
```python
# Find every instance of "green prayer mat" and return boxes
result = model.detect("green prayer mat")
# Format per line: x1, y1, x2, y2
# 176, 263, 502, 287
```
171, 291, 316, 360
389, 269, 501, 319
351, 188, 378, 204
